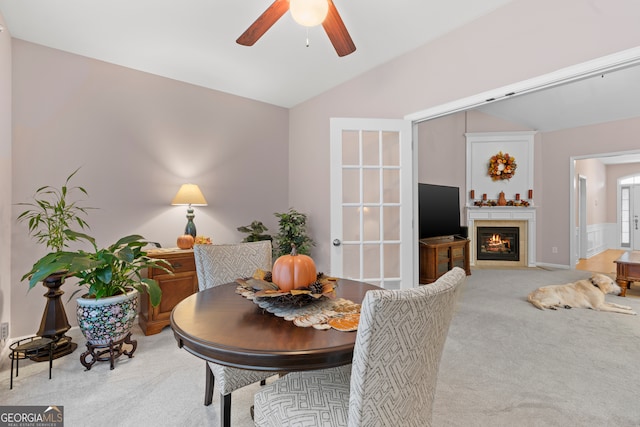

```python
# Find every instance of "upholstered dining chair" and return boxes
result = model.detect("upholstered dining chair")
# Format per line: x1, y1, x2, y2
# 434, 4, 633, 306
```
253, 266, 466, 427
193, 241, 274, 427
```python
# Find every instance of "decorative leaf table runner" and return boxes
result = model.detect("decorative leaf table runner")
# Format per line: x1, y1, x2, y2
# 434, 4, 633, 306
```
236, 277, 361, 331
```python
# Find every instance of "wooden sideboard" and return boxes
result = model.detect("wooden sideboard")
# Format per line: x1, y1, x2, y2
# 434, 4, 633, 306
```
138, 248, 199, 335
419, 236, 471, 284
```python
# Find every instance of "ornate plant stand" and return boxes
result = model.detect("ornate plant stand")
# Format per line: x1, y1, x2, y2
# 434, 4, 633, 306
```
33, 273, 77, 361
80, 333, 137, 370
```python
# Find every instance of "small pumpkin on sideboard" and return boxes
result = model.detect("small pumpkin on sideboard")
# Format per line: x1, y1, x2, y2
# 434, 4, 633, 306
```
177, 234, 194, 249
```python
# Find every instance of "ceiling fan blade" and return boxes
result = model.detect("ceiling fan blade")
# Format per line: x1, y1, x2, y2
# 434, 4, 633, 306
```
322, 0, 356, 57
237, 0, 290, 46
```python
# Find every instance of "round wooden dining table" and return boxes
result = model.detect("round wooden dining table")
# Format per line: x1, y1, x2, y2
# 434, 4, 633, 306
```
170, 279, 378, 372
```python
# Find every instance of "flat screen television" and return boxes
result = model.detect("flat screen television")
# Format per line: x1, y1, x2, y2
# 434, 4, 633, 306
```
418, 183, 461, 239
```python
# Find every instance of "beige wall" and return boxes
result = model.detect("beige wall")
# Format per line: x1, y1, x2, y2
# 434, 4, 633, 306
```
289, 0, 640, 269
0, 12, 11, 349
575, 158, 607, 226
10, 41, 289, 337
541, 117, 640, 259
416, 110, 533, 213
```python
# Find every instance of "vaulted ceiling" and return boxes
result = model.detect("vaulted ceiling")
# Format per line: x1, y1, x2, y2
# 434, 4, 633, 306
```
0, 0, 514, 107
476, 64, 640, 133
1, 0, 639, 135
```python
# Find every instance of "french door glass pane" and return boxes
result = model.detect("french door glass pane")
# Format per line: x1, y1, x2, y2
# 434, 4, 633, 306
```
342, 131, 359, 165
363, 207, 381, 241
343, 207, 361, 241
342, 169, 359, 203
362, 131, 379, 165
343, 245, 360, 279
363, 169, 380, 204
383, 169, 400, 203
382, 132, 400, 166
384, 243, 401, 277
383, 206, 400, 240
363, 245, 380, 278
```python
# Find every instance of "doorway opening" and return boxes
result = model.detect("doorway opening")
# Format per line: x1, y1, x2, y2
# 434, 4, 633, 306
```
407, 46, 640, 270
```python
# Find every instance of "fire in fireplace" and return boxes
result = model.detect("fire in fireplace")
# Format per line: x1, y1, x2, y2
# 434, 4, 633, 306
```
477, 227, 519, 261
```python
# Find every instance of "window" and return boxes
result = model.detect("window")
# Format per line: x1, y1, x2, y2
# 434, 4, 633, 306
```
621, 186, 630, 247
621, 176, 640, 185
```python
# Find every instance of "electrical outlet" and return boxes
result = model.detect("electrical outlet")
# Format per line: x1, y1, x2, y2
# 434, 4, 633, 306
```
0, 322, 8, 340
552, 247, 558, 254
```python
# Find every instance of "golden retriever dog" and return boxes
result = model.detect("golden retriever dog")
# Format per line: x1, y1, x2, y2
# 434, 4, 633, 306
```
527, 273, 637, 315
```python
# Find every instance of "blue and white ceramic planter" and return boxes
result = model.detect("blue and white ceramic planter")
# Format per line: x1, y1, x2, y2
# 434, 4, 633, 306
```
76, 288, 139, 345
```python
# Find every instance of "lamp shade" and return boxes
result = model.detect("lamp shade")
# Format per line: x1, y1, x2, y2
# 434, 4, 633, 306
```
290, 0, 329, 27
171, 184, 208, 206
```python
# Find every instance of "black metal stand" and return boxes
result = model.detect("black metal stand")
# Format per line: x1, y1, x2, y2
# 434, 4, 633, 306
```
80, 332, 137, 370
32, 272, 77, 361
10, 337, 53, 389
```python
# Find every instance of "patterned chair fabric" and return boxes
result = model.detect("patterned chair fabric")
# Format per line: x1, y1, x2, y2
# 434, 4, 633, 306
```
194, 240, 273, 292
193, 241, 274, 427
254, 266, 466, 427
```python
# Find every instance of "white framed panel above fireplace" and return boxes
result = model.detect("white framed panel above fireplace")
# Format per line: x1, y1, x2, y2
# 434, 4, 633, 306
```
465, 132, 535, 203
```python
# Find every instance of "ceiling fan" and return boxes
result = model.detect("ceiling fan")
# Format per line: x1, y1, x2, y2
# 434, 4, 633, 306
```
236, 0, 356, 57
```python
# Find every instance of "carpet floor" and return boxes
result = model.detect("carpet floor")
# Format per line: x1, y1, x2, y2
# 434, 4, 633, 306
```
2, 267, 639, 426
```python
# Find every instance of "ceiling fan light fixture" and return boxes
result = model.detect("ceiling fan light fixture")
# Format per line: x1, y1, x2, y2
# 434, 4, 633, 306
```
290, 0, 329, 27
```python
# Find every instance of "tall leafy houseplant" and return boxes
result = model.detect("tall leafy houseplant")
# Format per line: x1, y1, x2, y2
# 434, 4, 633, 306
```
17, 168, 96, 356
18, 169, 170, 363
17, 168, 94, 252
273, 208, 315, 257
19, 169, 169, 306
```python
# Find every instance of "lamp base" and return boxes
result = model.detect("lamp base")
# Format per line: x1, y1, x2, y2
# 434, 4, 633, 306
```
185, 220, 196, 238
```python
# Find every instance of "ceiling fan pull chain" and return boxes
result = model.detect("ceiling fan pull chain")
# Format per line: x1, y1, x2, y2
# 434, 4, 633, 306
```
306, 28, 310, 48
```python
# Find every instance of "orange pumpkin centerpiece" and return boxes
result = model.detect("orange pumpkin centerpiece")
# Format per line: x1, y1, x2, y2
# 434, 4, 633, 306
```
272, 244, 317, 292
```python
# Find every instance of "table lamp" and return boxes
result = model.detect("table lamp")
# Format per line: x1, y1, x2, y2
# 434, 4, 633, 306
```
171, 184, 208, 237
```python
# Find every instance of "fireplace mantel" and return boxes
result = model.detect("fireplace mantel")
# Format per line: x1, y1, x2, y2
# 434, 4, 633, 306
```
466, 206, 536, 267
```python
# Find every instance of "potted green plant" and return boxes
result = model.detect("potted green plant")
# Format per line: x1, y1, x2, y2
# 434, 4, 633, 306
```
23, 233, 170, 346
23, 234, 167, 304
17, 168, 95, 357
237, 220, 272, 242
273, 208, 315, 257
19, 169, 170, 359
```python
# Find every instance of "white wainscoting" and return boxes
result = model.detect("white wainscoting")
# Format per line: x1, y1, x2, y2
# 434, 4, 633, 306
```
581, 223, 617, 258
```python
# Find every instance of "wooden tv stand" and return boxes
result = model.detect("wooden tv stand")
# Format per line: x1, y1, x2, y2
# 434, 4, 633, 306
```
419, 236, 471, 284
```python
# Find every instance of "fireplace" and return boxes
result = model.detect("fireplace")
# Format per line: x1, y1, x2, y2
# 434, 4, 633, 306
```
477, 226, 520, 261
466, 210, 534, 267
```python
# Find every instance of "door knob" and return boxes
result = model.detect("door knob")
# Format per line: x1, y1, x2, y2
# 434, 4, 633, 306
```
333, 239, 341, 247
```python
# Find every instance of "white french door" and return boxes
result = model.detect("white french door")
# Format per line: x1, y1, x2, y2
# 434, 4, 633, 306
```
329, 118, 414, 289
